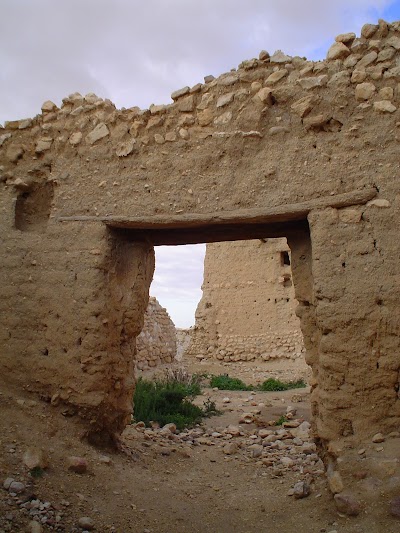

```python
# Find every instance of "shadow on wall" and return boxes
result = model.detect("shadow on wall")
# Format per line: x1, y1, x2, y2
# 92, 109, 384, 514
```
15, 181, 54, 232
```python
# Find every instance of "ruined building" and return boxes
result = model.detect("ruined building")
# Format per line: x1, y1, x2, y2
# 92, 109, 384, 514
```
1, 20, 400, 490
136, 296, 177, 370
188, 238, 305, 362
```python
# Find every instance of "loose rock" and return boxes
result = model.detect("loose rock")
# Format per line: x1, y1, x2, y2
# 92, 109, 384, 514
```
86, 123, 109, 145
29, 521, 43, 533
334, 493, 362, 516
3, 477, 14, 490
78, 516, 95, 530
8, 481, 25, 494
373, 101, 397, 113
355, 82, 376, 101
293, 481, 311, 499
224, 442, 238, 455
327, 42, 351, 60
67, 456, 88, 474
23, 447, 48, 470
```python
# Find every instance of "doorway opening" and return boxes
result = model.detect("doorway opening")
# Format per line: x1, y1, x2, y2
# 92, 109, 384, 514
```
108, 218, 320, 498
108, 215, 316, 418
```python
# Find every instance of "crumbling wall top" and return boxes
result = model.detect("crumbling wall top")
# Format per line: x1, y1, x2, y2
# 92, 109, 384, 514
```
1, 20, 399, 223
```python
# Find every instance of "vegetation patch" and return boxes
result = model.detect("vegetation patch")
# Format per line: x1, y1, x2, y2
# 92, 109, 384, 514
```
133, 376, 217, 430
202, 398, 220, 416
209, 374, 306, 392
257, 378, 307, 392
29, 466, 45, 479
209, 374, 253, 391
274, 415, 288, 426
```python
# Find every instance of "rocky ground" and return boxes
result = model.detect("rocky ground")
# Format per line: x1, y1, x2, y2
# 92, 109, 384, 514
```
1, 358, 399, 532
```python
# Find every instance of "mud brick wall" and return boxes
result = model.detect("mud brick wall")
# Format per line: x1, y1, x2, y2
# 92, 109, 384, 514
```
188, 238, 305, 362
0, 20, 399, 458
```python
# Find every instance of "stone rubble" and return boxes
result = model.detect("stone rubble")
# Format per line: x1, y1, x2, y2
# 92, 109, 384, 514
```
1, 489, 67, 532
2, 19, 398, 169
23, 448, 48, 470
124, 413, 325, 487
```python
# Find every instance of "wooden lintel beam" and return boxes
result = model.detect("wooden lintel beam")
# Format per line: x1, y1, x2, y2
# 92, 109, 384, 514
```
57, 188, 377, 229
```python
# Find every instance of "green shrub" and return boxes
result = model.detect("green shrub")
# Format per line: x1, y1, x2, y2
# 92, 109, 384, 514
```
257, 378, 307, 392
30, 467, 44, 479
133, 377, 204, 430
209, 374, 253, 391
275, 415, 288, 426
208, 374, 307, 392
202, 398, 220, 417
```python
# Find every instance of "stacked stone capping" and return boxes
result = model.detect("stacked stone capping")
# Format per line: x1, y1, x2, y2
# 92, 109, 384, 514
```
187, 238, 305, 363
1, 20, 400, 209
136, 296, 177, 370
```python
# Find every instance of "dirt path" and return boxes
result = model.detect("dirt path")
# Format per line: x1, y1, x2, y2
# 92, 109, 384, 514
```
0, 361, 397, 533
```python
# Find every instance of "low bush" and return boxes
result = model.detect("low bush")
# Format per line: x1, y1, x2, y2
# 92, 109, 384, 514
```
29, 467, 44, 479
202, 398, 220, 416
163, 368, 202, 396
209, 374, 253, 391
257, 378, 307, 392
275, 415, 288, 426
209, 374, 307, 392
133, 376, 205, 430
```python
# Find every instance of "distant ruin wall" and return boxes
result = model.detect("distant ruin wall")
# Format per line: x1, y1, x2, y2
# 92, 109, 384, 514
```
188, 239, 305, 362
176, 328, 192, 361
136, 297, 177, 370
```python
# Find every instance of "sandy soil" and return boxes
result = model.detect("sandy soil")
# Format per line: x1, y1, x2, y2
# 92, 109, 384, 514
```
0, 359, 398, 533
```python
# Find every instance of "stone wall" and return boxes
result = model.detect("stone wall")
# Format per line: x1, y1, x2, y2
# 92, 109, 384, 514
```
188, 238, 305, 362
0, 19, 399, 464
176, 328, 192, 361
136, 297, 177, 370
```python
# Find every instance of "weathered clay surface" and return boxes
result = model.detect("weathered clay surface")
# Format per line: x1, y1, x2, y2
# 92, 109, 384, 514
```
188, 239, 305, 363
136, 296, 177, 370
0, 21, 400, 468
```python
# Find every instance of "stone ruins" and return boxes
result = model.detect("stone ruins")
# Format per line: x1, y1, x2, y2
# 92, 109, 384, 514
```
1, 19, 400, 491
188, 238, 305, 363
135, 296, 177, 371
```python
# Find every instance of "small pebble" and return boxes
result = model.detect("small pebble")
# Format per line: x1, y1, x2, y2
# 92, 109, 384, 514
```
3, 478, 14, 490
9, 481, 25, 494
29, 521, 43, 533
293, 481, 311, 499
67, 456, 88, 474
372, 432, 385, 443
78, 516, 95, 530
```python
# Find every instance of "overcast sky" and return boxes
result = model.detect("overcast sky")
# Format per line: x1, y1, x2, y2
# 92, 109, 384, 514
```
1, 0, 399, 327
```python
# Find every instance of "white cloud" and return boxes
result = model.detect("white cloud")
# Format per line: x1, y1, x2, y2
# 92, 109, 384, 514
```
151, 245, 205, 327
0, 0, 396, 121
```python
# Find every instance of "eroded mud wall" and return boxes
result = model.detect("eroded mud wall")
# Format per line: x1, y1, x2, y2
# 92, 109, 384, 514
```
188, 239, 305, 362
0, 20, 399, 447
